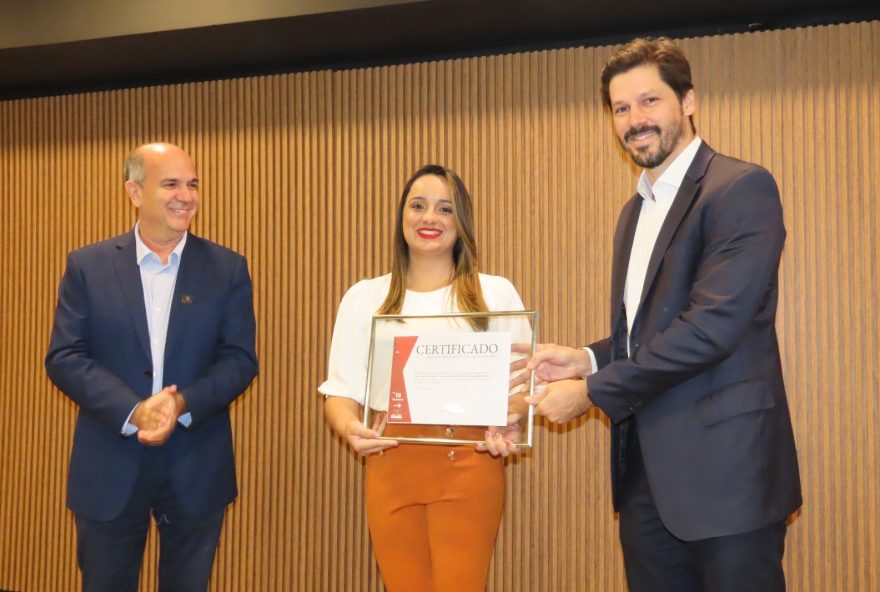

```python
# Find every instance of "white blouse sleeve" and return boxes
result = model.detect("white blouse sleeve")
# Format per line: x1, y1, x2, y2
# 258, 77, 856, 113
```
484, 275, 531, 394
503, 278, 525, 312
317, 280, 374, 404
484, 275, 526, 312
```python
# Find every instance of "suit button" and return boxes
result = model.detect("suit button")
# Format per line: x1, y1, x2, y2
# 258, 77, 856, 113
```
144, 371, 154, 378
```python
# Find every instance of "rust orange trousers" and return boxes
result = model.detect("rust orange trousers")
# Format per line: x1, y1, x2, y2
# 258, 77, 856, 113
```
365, 425, 505, 592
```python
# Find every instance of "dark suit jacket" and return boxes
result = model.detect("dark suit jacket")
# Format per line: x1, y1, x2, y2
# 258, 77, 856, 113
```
587, 142, 801, 541
46, 230, 258, 521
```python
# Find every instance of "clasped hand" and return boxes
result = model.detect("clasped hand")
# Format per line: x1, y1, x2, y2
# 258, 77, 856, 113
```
131, 385, 186, 445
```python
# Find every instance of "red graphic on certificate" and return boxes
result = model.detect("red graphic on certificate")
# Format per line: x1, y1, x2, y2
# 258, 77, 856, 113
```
387, 336, 417, 423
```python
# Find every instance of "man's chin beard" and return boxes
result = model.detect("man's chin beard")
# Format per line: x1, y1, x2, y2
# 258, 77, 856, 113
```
625, 126, 683, 169
621, 116, 688, 170
629, 146, 670, 169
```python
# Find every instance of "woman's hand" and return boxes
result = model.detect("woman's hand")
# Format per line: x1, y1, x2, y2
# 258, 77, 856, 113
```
478, 412, 522, 457
344, 416, 399, 456
325, 396, 398, 456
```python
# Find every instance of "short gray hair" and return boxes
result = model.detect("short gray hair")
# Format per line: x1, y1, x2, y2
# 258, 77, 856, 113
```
123, 151, 146, 185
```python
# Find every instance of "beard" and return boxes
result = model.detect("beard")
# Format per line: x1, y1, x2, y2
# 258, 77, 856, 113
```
619, 116, 687, 169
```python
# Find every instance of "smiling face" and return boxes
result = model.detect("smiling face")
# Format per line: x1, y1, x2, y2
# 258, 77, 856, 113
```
125, 144, 199, 247
609, 64, 695, 179
401, 174, 458, 261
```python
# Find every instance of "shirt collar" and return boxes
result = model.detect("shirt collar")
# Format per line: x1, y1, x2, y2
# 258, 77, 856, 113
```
134, 221, 188, 266
636, 136, 702, 201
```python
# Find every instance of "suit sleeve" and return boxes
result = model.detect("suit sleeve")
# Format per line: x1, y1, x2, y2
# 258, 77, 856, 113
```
45, 252, 143, 432
587, 337, 612, 369
180, 256, 259, 427
587, 167, 785, 424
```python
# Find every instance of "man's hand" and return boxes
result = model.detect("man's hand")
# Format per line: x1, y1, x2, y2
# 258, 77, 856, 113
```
526, 379, 593, 423
132, 385, 183, 445
510, 343, 592, 390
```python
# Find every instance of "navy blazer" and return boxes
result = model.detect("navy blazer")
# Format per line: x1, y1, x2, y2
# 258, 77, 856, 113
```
587, 142, 801, 541
46, 230, 258, 521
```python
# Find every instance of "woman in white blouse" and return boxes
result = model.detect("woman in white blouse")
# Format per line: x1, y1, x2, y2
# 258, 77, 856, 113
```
320, 164, 526, 592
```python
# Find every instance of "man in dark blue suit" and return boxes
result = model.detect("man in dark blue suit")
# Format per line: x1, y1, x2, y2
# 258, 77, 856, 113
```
46, 143, 258, 591
520, 39, 801, 591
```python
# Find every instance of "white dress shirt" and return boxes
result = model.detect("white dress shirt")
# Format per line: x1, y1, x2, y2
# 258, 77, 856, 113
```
585, 137, 702, 371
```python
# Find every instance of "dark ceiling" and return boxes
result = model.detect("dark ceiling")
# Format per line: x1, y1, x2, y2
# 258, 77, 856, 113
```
1, 0, 876, 99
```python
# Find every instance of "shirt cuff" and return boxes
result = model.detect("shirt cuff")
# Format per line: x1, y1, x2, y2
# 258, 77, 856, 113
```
121, 403, 139, 436
178, 412, 192, 428
582, 347, 598, 376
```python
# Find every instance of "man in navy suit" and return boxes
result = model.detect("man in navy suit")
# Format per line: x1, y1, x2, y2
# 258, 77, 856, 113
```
46, 143, 258, 591
521, 39, 801, 591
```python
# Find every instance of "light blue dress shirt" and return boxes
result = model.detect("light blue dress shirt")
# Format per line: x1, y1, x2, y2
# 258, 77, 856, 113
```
121, 223, 193, 435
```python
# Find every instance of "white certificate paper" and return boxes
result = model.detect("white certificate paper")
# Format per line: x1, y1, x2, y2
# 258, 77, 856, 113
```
387, 332, 512, 426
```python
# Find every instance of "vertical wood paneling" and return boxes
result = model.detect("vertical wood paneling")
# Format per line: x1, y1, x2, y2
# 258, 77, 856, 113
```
0, 21, 878, 591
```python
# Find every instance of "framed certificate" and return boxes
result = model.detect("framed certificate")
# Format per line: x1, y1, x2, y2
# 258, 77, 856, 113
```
362, 310, 537, 447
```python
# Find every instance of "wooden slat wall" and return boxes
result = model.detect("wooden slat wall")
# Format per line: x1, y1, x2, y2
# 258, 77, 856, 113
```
1, 21, 878, 591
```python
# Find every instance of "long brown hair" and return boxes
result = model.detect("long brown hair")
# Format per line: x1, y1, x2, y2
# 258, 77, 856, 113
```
378, 164, 489, 330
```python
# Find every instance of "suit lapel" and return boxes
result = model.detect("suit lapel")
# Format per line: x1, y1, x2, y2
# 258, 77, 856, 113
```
112, 231, 152, 361
164, 234, 206, 360
611, 196, 641, 333
637, 142, 715, 315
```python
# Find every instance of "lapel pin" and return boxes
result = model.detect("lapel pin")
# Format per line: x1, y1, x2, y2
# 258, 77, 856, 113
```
181, 294, 193, 304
